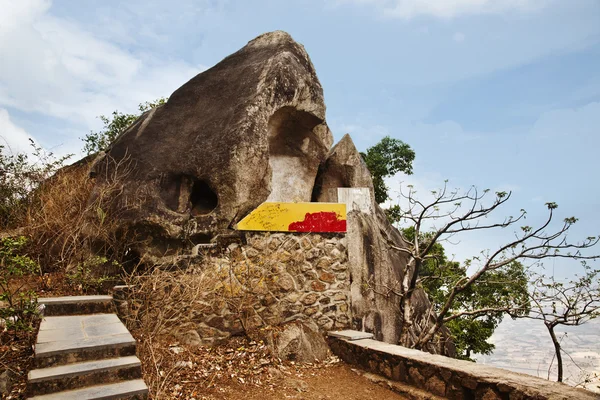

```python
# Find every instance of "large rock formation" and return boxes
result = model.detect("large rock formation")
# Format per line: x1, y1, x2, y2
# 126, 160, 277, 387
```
91, 31, 333, 258
91, 31, 451, 354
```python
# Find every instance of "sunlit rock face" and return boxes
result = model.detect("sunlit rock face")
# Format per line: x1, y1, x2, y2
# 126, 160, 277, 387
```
90, 31, 333, 258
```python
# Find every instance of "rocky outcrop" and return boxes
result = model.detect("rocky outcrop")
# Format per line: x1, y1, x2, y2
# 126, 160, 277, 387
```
90, 31, 333, 259
312, 134, 374, 203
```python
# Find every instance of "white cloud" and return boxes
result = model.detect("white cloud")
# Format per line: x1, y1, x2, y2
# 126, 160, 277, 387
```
0, 108, 36, 154
0, 0, 203, 147
334, 0, 551, 19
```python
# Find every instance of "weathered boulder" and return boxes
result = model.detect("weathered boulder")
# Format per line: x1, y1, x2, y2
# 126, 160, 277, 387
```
312, 133, 375, 203
90, 31, 333, 258
264, 320, 329, 362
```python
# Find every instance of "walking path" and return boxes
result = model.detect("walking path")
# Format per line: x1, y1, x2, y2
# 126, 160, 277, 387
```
27, 295, 148, 399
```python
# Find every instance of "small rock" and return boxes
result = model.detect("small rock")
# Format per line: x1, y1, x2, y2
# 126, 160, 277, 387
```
319, 271, 336, 283
277, 273, 296, 291
316, 257, 334, 269
301, 293, 319, 306
311, 281, 327, 291
0, 370, 13, 397
175, 361, 193, 369
286, 378, 309, 392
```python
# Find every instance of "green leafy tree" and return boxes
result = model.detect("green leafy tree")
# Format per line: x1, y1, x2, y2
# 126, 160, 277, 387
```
82, 98, 167, 155
360, 136, 415, 204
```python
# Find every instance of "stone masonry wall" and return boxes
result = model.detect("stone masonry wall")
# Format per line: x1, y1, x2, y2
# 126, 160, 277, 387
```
115, 232, 352, 346
238, 232, 351, 330
328, 335, 597, 400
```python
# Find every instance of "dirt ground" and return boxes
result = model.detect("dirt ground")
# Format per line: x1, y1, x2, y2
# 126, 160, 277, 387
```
0, 329, 36, 400
197, 364, 407, 400
134, 334, 406, 400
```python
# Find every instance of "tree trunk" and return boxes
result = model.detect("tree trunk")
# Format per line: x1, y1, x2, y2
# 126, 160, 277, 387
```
546, 323, 563, 382
399, 293, 414, 346
399, 258, 416, 347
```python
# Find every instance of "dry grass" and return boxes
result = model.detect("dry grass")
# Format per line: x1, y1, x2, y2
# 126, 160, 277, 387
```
21, 155, 134, 274
119, 248, 291, 398
121, 262, 221, 397
122, 263, 218, 339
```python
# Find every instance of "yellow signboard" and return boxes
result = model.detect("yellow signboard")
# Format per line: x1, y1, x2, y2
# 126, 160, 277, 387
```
235, 202, 347, 232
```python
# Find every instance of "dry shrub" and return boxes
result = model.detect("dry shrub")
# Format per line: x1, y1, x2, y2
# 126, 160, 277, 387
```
120, 249, 287, 397
121, 262, 219, 397
121, 248, 284, 340
22, 155, 134, 274
122, 263, 219, 339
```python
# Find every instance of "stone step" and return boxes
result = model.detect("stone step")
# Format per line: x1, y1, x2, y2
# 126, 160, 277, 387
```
28, 379, 148, 400
28, 356, 142, 396
35, 314, 136, 368
39, 296, 114, 316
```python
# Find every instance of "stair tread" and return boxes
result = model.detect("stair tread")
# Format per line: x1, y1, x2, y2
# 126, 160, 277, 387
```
36, 314, 134, 358
38, 296, 113, 305
28, 379, 148, 400
37, 314, 126, 344
36, 333, 135, 358
29, 356, 141, 382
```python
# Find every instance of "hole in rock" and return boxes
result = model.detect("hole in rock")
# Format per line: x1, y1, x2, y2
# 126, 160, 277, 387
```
189, 232, 212, 244
190, 180, 218, 216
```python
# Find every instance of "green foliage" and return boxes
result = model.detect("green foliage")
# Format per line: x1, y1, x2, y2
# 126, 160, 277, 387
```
446, 318, 495, 359
402, 227, 530, 360
81, 98, 168, 155
0, 139, 72, 227
67, 256, 117, 293
360, 136, 415, 204
0, 236, 40, 331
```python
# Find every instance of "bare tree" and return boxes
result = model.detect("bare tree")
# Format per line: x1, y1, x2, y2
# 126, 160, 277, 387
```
381, 182, 598, 351
517, 264, 600, 382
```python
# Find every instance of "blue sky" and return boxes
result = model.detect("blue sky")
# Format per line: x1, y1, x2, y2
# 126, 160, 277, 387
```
1, 0, 599, 277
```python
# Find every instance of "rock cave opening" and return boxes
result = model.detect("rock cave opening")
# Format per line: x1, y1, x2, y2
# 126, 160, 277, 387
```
160, 174, 218, 216
190, 179, 219, 216
189, 232, 213, 245
267, 106, 324, 202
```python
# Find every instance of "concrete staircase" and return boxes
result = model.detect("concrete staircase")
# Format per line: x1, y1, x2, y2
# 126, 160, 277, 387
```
27, 296, 148, 399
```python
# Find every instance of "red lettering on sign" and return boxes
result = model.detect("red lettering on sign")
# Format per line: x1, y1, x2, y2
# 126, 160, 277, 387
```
288, 212, 346, 232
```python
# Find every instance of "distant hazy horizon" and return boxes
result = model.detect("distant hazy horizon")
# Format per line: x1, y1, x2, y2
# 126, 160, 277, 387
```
476, 317, 600, 393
